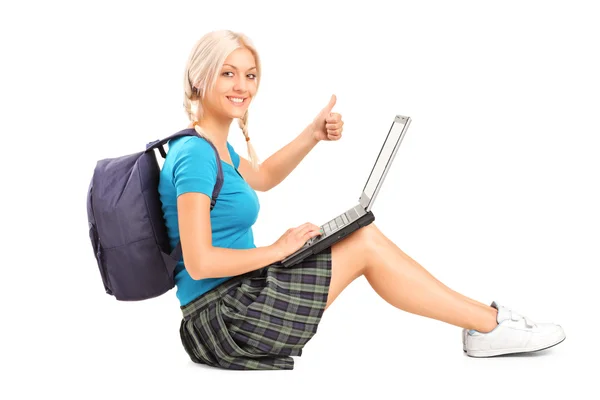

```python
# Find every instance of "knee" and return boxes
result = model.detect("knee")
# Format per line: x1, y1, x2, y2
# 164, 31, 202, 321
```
350, 223, 383, 257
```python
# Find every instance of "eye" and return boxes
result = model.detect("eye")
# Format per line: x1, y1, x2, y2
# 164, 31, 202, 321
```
223, 72, 257, 80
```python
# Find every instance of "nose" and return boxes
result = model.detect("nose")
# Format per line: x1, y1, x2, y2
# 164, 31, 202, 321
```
233, 75, 247, 92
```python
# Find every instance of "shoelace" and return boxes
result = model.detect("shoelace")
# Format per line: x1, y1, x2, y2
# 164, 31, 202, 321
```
508, 309, 537, 328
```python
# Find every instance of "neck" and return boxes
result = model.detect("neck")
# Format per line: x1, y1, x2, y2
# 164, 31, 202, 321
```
188, 115, 232, 149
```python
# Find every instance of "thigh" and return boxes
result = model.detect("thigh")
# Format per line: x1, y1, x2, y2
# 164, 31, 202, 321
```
325, 223, 376, 310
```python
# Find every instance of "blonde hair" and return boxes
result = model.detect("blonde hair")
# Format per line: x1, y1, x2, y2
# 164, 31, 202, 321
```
183, 30, 261, 170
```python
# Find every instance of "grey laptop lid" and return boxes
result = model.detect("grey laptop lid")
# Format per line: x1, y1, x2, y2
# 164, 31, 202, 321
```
359, 115, 411, 211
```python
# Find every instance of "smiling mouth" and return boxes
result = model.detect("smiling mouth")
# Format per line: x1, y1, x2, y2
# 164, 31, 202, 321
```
227, 96, 247, 106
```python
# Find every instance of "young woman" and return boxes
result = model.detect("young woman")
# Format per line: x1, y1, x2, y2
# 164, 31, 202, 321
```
158, 30, 566, 370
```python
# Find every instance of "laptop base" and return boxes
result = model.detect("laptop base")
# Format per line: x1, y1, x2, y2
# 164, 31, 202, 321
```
278, 211, 375, 268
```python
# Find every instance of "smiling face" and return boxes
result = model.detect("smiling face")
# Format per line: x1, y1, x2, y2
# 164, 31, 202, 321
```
201, 47, 258, 121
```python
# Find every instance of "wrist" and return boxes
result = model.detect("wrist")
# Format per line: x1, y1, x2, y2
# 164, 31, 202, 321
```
268, 243, 284, 262
304, 123, 320, 145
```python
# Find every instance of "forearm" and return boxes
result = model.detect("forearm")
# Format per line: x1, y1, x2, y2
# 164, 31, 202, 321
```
193, 245, 283, 279
262, 124, 318, 190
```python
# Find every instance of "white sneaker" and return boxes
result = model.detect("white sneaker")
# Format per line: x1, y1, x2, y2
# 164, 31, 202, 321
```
465, 301, 566, 357
462, 328, 468, 352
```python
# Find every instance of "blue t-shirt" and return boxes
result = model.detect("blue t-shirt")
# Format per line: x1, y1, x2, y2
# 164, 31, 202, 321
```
158, 133, 260, 306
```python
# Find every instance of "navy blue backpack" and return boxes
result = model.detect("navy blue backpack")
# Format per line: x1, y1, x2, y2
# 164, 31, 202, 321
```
87, 130, 224, 301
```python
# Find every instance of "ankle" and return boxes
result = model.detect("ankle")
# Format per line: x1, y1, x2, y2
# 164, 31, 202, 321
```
473, 307, 499, 333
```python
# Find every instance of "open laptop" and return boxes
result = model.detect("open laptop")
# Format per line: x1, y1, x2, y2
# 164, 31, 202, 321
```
279, 115, 412, 267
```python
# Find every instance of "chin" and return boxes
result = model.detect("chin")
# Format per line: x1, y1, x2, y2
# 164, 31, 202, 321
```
225, 111, 244, 120
230, 107, 249, 117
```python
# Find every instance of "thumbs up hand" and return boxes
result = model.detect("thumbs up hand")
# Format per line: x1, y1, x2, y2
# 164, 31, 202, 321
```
310, 94, 344, 142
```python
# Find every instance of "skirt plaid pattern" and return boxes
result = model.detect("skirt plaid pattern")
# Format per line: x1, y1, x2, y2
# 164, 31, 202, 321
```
179, 247, 332, 370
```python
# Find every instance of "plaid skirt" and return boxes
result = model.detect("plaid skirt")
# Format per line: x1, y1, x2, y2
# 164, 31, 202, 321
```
179, 247, 332, 370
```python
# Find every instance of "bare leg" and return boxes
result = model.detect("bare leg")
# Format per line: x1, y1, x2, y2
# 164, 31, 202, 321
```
326, 223, 498, 333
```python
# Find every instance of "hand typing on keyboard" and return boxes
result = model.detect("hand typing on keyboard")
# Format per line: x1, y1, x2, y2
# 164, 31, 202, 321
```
305, 230, 324, 246
272, 222, 323, 259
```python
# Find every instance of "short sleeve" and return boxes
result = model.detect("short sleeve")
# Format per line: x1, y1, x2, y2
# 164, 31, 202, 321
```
227, 141, 240, 169
172, 137, 218, 199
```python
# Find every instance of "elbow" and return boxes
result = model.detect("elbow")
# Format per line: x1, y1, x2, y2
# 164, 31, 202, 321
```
259, 179, 275, 192
259, 165, 275, 192
256, 184, 272, 193
186, 249, 215, 280
188, 263, 206, 280
188, 257, 217, 280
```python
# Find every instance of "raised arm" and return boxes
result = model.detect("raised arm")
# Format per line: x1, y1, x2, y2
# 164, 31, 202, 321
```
238, 123, 318, 192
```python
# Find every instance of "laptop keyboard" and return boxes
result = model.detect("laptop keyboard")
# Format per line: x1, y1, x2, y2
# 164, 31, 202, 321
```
322, 213, 349, 234
347, 207, 359, 220
304, 208, 361, 247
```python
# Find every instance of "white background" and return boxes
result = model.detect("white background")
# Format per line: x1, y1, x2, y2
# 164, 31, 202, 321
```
2, 0, 598, 398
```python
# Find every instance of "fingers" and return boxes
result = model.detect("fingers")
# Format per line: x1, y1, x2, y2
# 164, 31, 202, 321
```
294, 223, 321, 238
295, 222, 319, 230
325, 116, 343, 140
325, 121, 343, 129
298, 224, 319, 235
327, 131, 342, 140
325, 112, 342, 124
302, 228, 322, 241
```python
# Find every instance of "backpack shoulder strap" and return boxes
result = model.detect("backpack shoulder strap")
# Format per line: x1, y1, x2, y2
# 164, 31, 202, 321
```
145, 129, 198, 158
156, 129, 224, 263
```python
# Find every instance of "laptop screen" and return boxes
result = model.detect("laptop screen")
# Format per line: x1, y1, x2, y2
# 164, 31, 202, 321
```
360, 116, 410, 211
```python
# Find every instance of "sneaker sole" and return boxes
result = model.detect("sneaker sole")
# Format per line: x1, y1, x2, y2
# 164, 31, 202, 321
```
466, 336, 566, 357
